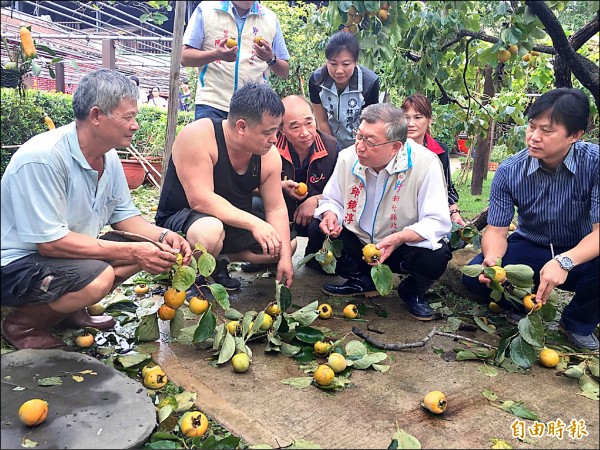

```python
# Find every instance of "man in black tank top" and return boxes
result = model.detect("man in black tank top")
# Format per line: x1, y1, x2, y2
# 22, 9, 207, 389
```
156, 83, 294, 290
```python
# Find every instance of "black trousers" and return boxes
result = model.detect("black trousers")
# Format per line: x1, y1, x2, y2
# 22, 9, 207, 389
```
308, 220, 452, 296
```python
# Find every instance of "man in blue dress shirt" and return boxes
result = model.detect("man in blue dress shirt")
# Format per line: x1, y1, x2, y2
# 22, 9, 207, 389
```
462, 88, 599, 350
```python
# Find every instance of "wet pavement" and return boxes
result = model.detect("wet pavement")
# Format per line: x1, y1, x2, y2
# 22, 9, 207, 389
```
1, 349, 155, 449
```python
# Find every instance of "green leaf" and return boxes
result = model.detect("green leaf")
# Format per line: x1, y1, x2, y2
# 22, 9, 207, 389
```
372, 264, 393, 296
350, 352, 388, 369
474, 316, 497, 334
193, 310, 216, 343
31, 60, 41, 76
224, 308, 244, 320
509, 336, 536, 369
171, 265, 196, 292
517, 314, 544, 348
280, 342, 301, 357
538, 301, 557, 322
135, 313, 160, 342
490, 438, 512, 449
478, 365, 499, 377
508, 401, 539, 420
116, 353, 151, 369
345, 340, 368, 358
372, 364, 390, 372
36, 44, 56, 56
482, 389, 498, 401
170, 308, 185, 338
456, 350, 482, 361
157, 405, 173, 424
504, 264, 535, 288
21, 439, 39, 448
578, 373, 599, 392
578, 389, 599, 401
276, 283, 292, 312
461, 265, 483, 277
294, 326, 324, 344
280, 376, 313, 389
494, 335, 512, 365
173, 390, 197, 413
197, 252, 216, 277
330, 239, 343, 257
390, 429, 421, 449
213, 435, 242, 449
287, 300, 319, 326
209, 283, 230, 310
217, 332, 236, 364
37, 376, 62, 386
295, 252, 316, 269
293, 346, 315, 363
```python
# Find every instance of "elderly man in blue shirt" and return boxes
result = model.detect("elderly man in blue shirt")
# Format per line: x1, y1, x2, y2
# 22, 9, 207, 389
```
462, 88, 599, 350
1, 69, 192, 351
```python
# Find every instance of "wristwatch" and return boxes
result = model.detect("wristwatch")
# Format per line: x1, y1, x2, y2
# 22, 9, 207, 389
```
553, 254, 574, 271
266, 55, 277, 67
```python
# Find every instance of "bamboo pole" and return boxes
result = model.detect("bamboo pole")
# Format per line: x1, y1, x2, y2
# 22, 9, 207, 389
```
162, 1, 187, 186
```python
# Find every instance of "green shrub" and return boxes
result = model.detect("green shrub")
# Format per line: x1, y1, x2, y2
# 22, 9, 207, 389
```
489, 144, 510, 163
1, 87, 195, 176
265, 1, 329, 98
132, 107, 195, 156
1, 88, 74, 176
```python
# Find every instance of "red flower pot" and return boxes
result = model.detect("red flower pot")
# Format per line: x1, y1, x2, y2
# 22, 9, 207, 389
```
120, 159, 146, 189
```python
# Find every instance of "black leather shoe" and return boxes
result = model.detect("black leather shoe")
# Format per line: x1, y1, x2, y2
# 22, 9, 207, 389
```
241, 262, 268, 273
322, 279, 378, 297
186, 275, 210, 300
211, 260, 241, 291
400, 294, 434, 321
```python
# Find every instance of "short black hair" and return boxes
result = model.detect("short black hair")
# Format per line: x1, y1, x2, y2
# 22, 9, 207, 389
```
325, 31, 360, 62
228, 82, 284, 125
528, 88, 590, 135
130, 75, 139, 86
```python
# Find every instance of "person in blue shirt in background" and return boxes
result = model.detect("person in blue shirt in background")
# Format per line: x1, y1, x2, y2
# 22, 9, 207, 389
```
178, 80, 192, 112
181, 1, 290, 120
462, 88, 599, 350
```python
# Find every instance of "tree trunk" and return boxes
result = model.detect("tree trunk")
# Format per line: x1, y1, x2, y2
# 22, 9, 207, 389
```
470, 64, 495, 196
471, 207, 489, 231
554, 55, 573, 88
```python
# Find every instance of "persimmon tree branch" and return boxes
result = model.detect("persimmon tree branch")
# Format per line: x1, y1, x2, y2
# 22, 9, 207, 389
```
441, 29, 555, 54
525, 1, 599, 109
352, 326, 497, 351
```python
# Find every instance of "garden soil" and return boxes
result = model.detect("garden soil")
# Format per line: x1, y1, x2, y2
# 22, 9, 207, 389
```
155, 242, 599, 449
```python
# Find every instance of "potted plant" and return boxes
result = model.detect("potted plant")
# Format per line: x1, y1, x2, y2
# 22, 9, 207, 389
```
489, 144, 509, 171
2, 24, 71, 95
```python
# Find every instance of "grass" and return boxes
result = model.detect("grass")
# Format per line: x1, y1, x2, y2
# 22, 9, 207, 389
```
452, 168, 493, 221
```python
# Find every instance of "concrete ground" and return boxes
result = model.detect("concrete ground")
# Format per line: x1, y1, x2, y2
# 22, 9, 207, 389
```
154, 240, 599, 449
1, 349, 156, 449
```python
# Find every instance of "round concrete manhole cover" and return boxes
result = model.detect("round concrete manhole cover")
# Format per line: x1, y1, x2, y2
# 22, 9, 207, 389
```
1, 349, 156, 449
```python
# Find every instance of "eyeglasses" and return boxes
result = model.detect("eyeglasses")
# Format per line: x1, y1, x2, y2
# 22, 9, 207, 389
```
352, 129, 396, 148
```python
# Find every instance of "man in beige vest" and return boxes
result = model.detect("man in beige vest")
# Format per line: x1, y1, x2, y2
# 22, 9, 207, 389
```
311, 103, 452, 321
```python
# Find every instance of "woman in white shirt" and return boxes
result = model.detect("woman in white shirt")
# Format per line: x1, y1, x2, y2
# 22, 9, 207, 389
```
147, 87, 168, 109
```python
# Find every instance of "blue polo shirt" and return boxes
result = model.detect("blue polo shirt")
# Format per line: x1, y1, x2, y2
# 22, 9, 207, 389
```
1, 122, 140, 266
488, 141, 599, 248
